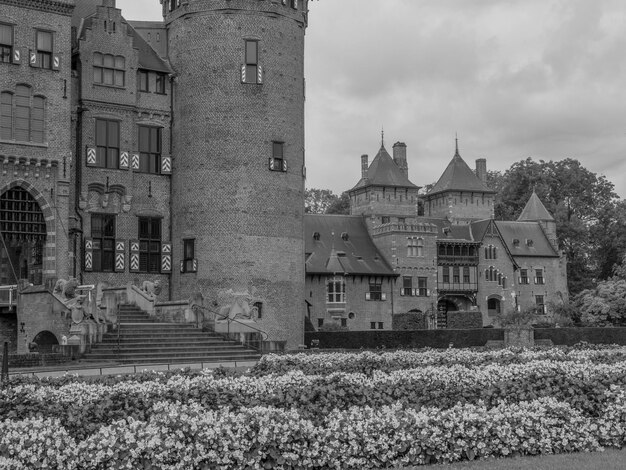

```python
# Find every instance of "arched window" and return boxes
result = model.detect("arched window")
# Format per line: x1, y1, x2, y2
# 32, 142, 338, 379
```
0, 86, 46, 143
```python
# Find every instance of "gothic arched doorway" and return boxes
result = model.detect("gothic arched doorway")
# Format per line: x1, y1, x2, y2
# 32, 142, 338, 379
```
0, 186, 47, 288
31, 330, 58, 352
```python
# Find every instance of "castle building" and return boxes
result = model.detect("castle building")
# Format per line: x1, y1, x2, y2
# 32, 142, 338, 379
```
305, 140, 568, 330
0, 0, 308, 352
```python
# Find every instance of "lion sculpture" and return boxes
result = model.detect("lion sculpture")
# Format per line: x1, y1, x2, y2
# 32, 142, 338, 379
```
53, 277, 80, 300
141, 279, 162, 298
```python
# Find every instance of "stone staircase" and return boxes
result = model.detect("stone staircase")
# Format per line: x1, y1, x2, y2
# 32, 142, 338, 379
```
82, 304, 261, 365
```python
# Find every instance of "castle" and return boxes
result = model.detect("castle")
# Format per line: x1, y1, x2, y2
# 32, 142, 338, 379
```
0, 0, 308, 352
0, 0, 567, 354
304, 140, 568, 330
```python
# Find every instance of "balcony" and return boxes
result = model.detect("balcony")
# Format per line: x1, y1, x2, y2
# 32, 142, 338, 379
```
371, 223, 437, 236
437, 281, 478, 293
437, 255, 479, 266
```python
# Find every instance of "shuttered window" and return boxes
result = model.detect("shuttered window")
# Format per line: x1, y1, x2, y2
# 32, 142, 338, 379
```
0, 23, 13, 63
92, 214, 115, 272
0, 86, 46, 143
138, 126, 161, 173
138, 217, 161, 273
36, 31, 53, 69
95, 119, 119, 168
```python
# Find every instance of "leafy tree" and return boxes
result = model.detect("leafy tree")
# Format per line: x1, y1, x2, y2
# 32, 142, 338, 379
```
305, 188, 338, 214
493, 157, 620, 294
326, 191, 350, 215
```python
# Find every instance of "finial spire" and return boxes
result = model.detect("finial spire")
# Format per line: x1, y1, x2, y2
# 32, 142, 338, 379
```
455, 133, 459, 156
381, 126, 385, 147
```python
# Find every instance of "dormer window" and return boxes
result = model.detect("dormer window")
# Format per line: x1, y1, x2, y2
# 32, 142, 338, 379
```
513, 238, 520, 247
526, 239, 534, 247
312, 232, 320, 241
341, 232, 349, 241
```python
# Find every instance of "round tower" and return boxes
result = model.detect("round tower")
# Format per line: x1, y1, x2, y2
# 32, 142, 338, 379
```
164, 0, 308, 350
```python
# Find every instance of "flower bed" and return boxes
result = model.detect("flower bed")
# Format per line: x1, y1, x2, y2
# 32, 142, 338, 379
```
2, 346, 626, 469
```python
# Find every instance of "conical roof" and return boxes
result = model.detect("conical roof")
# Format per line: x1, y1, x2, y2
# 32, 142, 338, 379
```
517, 191, 554, 221
351, 144, 418, 191
427, 145, 494, 196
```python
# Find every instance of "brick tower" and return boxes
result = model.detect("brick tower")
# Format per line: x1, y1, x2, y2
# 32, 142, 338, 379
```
164, 0, 308, 350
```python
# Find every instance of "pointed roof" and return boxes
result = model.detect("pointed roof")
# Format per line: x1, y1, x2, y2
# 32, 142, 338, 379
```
427, 144, 495, 196
350, 144, 418, 191
304, 214, 396, 276
517, 191, 555, 222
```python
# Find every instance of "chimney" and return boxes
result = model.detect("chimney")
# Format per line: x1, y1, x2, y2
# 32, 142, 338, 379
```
392, 142, 408, 176
475, 158, 487, 185
102, 0, 116, 6
361, 154, 369, 179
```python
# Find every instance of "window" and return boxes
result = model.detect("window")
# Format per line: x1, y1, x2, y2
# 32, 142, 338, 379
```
535, 269, 544, 285
156, 73, 166, 94
536, 295, 545, 314
407, 237, 423, 257
269, 141, 284, 172
1, 86, 46, 143
381, 216, 390, 224
520, 269, 529, 284
340, 318, 347, 327
290, 0, 298, 8
378, 322, 384, 329
403, 276, 412, 296
463, 266, 470, 283
138, 217, 161, 273
484, 244, 497, 259
93, 53, 125, 87
370, 322, 376, 330
0, 92, 12, 140
36, 31, 53, 69
417, 277, 427, 296
138, 70, 149, 92
398, 217, 405, 224
182, 238, 195, 273
95, 119, 119, 168
0, 23, 13, 63
244, 40, 259, 84
138, 126, 161, 173
442, 266, 450, 283
452, 266, 460, 283
91, 214, 115, 272
368, 280, 382, 301
327, 276, 345, 303
318, 318, 324, 328
487, 298, 501, 314
169, 0, 181, 12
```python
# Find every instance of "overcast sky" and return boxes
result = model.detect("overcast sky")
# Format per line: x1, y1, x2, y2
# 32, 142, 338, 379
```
118, 0, 626, 199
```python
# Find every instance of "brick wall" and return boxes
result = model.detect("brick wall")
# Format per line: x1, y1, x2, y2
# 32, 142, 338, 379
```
168, 0, 308, 349
426, 191, 494, 222
0, 0, 74, 284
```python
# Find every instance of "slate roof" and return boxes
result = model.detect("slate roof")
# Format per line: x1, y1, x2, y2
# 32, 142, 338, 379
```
351, 145, 419, 191
305, 214, 396, 276
518, 191, 555, 222
496, 221, 559, 257
427, 148, 495, 196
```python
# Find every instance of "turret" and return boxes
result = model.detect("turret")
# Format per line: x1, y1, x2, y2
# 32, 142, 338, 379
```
166, 0, 308, 350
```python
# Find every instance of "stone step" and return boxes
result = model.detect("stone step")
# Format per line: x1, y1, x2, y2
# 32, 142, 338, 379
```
82, 354, 261, 365
90, 345, 250, 354
84, 350, 260, 360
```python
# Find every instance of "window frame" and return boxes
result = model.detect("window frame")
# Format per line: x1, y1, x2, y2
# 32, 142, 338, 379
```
326, 276, 346, 303
155, 72, 167, 94
138, 125, 162, 174
138, 217, 162, 273
463, 266, 470, 283
244, 39, 259, 84
182, 238, 195, 273
138, 70, 149, 92
93, 52, 126, 87
368, 279, 382, 301
35, 30, 53, 69
1, 86, 47, 144
270, 141, 285, 172
95, 118, 120, 168
0, 23, 14, 64
91, 214, 116, 272
535, 295, 545, 314
520, 268, 529, 284
402, 276, 412, 296
535, 269, 544, 285
417, 277, 428, 296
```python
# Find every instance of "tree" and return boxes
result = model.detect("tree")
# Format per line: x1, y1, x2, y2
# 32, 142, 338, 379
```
493, 157, 620, 295
326, 191, 350, 215
305, 188, 338, 214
